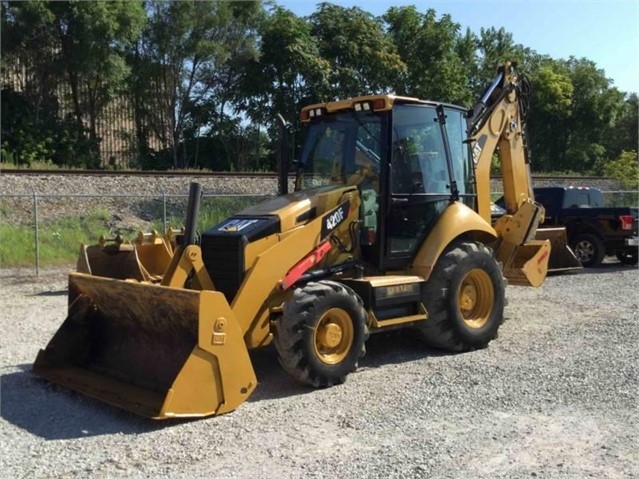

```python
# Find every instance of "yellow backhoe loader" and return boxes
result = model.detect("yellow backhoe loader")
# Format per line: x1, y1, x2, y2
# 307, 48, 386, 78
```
34, 62, 579, 419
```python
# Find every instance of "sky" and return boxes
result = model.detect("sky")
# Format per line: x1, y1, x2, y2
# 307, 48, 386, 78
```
276, 0, 639, 94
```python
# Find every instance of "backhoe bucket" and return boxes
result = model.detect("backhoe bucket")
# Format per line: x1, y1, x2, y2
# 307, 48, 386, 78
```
77, 231, 174, 282
502, 239, 551, 287
77, 244, 145, 280
33, 273, 257, 419
535, 227, 582, 272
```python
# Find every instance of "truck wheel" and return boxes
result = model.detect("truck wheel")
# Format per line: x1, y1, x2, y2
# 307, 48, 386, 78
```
414, 240, 506, 352
572, 233, 605, 267
273, 281, 369, 387
616, 248, 638, 265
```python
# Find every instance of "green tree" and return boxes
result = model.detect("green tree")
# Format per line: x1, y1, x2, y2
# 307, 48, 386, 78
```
133, 0, 262, 169
604, 150, 639, 189
383, 6, 471, 105
1, 1, 142, 167
606, 93, 639, 159
562, 57, 626, 173
476, 27, 527, 86
309, 2, 405, 99
48, 1, 145, 144
455, 28, 481, 97
526, 58, 574, 172
237, 6, 330, 162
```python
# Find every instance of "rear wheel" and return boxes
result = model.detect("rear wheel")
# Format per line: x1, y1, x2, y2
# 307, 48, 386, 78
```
273, 281, 369, 387
616, 247, 638, 265
414, 240, 506, 352
572, 233, 605, 267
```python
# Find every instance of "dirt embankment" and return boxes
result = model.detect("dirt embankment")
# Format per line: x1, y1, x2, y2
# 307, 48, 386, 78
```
0, 174, 280, 230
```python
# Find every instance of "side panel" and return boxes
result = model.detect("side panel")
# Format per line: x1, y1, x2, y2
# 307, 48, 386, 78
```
408, 202, 497, 281
235, 190, 361, 349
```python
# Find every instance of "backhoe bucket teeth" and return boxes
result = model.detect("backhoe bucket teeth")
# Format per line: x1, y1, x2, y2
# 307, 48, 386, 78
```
535, 227, 583, 272
502, 239, 551, 287
33, 273, 257, 419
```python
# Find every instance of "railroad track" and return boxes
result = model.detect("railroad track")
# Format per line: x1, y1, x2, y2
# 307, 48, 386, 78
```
0, 168, 279, 178
0, 168, 613, 183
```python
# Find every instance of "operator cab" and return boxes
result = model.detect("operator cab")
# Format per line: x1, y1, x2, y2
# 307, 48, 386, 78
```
295, 95, 476, 271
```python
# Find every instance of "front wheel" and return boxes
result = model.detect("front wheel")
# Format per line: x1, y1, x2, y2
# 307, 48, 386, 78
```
273, 281, 369, 387
414, 240, 506, 352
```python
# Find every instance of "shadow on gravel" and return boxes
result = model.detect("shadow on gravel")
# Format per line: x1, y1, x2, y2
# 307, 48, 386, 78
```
32, 289, 68, 297
0, 365, 188, 440
247, 332, 445, 404
3, 334, 446, 438
542, 260, 636, 279
580, 261, 638, 276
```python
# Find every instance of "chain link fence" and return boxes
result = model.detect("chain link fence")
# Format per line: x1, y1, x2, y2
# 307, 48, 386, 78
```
0, 192, 271, 275
1, 190, 636, 275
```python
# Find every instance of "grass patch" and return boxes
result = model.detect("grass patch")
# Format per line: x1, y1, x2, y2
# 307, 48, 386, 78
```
0, 197, 267, 268
0, 209, 115, 267
150, 196, 267, 232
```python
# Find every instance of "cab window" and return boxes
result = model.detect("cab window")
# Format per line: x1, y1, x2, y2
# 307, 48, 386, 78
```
391, 105, 448, 195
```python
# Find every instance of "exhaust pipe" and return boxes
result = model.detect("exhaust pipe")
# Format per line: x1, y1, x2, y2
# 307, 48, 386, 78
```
183, 182, 203, 247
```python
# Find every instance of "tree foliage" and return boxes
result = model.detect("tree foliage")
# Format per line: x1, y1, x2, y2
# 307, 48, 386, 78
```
236, 6, 330, 158
1, 0, 144, 166
604, 150, 639, 190
308, 3, 405, 99
130, 0, 262, 169
383, 6, 471, 104
1, 1, 636, 176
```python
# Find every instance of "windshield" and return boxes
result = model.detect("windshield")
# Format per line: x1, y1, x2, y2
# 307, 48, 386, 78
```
297, 113, 382, 190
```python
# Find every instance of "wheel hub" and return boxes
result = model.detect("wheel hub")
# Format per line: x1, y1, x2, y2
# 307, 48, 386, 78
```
317, 323, 343, 348
313, 308, 354, 365
575, 241, 594, 261
458, 268, 494, 329
460, 284, 477, 311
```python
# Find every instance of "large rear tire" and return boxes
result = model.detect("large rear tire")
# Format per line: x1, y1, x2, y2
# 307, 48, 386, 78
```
414, 240, 506, 352
273, 281, 369, 387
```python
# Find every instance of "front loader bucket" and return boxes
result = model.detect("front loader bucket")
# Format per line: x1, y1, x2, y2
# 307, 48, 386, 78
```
535, 227, 583, 272
34, 273, 257, 419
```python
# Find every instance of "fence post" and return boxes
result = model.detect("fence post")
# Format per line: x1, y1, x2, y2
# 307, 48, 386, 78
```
32, 187, 40, 276
161, 189, 167, 232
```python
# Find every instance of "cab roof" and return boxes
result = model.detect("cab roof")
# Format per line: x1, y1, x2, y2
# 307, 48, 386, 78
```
300, 94, 466, 121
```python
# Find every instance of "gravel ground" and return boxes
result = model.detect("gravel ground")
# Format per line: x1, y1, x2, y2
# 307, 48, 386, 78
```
1, 261, 638, 479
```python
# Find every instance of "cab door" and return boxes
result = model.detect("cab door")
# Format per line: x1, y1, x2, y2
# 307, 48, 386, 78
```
383, 104, 473, 270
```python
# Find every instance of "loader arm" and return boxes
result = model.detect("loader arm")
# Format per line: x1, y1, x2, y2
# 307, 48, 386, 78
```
231, 187, 361, 349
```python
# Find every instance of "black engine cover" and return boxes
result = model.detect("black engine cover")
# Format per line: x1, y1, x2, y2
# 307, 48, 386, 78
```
201, 216, 280, 303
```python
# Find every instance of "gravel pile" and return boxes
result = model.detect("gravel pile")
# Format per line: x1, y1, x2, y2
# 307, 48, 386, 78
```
1, 261, 637, 478
0, 174, 281, 229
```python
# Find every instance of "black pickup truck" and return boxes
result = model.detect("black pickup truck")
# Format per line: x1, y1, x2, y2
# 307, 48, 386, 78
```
531, 186, 639, 267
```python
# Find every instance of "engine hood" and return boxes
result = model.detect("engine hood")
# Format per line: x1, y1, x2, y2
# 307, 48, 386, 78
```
233, 184, 357, 234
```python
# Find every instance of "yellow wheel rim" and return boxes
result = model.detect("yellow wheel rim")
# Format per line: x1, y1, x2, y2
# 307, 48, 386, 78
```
458, 268, 494, 329
313, 308, 354, 365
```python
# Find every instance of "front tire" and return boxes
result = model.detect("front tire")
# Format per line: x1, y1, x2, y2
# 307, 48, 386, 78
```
572, 233, 605, 267
273, 281, 369, 387
414, 240, 506, 352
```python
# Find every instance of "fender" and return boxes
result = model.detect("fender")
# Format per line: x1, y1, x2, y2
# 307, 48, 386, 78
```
408, 202, 497, 281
